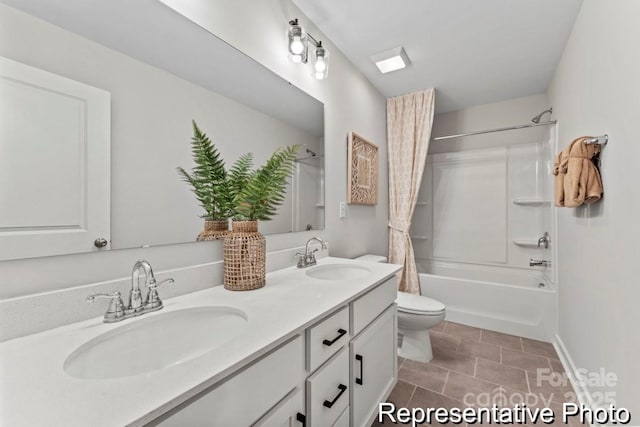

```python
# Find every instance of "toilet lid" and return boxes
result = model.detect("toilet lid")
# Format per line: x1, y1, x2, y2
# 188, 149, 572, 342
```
355, 254, 387, 263
396, 291, 445, 314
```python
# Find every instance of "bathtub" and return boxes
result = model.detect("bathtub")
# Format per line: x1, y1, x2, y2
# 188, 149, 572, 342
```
417, 261, 557, 341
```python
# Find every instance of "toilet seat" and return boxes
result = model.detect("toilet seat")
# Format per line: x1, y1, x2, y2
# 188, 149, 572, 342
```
396, 292, 445, 316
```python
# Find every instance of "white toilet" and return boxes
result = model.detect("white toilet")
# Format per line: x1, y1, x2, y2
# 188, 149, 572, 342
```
356, 255, 446, 363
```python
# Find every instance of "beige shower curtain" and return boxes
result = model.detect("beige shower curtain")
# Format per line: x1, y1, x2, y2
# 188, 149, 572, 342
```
387, 89, 435, 294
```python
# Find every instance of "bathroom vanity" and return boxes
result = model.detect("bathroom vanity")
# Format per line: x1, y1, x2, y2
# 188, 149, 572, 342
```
0, 257, 401, 427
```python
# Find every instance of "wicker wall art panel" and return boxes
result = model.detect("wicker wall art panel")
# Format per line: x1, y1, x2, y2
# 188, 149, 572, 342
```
347, 132, 378, 205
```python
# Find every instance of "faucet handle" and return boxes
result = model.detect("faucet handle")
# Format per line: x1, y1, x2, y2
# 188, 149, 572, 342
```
148, 277, 174, 289
86, 291, 125, 323
145, 278, 174, 310
305, 251, 318, 266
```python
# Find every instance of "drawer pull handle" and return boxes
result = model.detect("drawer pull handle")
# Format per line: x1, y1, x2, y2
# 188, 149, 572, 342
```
323, 384, 347, 409
296, 412, 306, 426
322, 328, 347, 346
355, 354, 364, 385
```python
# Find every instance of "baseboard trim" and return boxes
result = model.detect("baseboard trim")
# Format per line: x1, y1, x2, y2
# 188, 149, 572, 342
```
553, 334, 594, 426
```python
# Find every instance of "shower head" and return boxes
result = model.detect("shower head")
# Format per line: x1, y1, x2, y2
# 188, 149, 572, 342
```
305, 148, 317, 157
531, 108, 553, 124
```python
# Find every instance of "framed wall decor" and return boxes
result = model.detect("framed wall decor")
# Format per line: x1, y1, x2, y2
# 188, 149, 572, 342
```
347, 132, 378, 205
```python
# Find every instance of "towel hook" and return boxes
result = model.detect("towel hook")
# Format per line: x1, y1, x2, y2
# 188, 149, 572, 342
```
584, 134, 608, 145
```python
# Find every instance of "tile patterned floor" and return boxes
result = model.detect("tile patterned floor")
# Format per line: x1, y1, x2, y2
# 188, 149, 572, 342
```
373, 321, 585, 426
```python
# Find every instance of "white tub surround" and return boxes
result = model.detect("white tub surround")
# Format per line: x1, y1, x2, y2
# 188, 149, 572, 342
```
0, 257, 401, 427
419, 262, 556, 341
413, 107, 557, 339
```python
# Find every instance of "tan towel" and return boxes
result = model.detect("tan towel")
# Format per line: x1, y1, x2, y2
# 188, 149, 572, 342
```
553, 136, 603, 208
553, 150, 568, 207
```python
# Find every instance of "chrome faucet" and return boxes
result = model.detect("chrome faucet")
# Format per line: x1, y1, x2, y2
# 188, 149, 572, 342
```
537, 232, 550, 249
87, 260, 174, 323
129, 260, 151, 312
529, 259, 551, 267
296, 237, 328, 268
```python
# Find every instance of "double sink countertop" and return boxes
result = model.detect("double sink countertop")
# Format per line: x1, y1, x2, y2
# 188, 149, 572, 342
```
0, 257, 401, 427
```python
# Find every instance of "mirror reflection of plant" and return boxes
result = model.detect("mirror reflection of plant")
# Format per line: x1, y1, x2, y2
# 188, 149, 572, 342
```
177, 121, 232, 221
178, 121, 300, 222
225, 152, 253, 216
234, 145, 300, 221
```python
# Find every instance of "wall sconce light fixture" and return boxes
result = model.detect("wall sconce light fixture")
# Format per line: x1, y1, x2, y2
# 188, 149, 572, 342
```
287, 18, 329, 80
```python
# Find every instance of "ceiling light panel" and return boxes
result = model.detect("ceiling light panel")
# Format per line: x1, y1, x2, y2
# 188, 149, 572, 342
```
371, 46, 410, 74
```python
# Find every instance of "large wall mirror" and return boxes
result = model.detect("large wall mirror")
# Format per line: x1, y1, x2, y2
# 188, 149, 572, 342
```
0, 0, 324, 261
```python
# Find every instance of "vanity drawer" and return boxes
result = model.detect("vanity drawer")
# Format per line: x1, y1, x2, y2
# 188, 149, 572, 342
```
351, 276, 397, 335
252, 387, 304, 427
306, 348, 349, 427
306, 306, 349, 372
333, 406, 350, 427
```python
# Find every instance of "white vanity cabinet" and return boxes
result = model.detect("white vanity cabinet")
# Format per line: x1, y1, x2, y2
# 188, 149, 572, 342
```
149, 335, 305, 427
306, 276, 398, 427
148, 275, 397, 427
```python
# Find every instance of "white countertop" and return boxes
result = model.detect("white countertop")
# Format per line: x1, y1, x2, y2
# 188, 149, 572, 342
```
0, 257, 401, 427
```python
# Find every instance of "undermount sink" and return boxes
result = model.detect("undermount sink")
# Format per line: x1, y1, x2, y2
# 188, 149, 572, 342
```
306, 263, 371, 280
64, 306, 248, 380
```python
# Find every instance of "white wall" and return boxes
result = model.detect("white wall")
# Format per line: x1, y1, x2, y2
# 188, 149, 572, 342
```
431, 93, 549, 154
547, 0, 640, 414
0, 1, 388, 301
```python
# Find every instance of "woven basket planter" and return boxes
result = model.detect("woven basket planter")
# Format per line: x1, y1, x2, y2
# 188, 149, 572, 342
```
223, 220, 266, 291
196, 220, 229, 241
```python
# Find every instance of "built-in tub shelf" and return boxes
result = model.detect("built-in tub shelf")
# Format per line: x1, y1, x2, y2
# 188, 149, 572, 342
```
315, 203, 325, 208
512, 239, 542, 248
415, 201, 429, 206
512, 198, 551, 206
410, 235, 429, 240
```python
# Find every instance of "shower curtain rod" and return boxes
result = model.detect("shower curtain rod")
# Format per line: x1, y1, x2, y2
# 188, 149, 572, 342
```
432, 120, 557, 142
295, 154, 324, 162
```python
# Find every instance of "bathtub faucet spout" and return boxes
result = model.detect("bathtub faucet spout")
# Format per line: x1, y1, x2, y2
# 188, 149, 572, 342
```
537, 232, 550, 249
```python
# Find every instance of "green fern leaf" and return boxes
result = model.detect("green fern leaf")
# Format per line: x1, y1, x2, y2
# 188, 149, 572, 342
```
236, 145, 300, 220
176, 121, 229, 220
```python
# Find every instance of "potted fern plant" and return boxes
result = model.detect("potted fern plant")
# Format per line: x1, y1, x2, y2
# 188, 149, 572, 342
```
223, 145, 299, 291
177, 121, 233, 240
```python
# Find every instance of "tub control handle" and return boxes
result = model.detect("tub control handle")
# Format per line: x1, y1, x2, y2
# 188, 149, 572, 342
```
355, 354, 364, 385
322, 328, 347, 346
323, 384, 347, 409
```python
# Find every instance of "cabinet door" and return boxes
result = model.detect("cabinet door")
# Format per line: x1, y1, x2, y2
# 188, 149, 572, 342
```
0, 56, 110, 260
350, 305, 397, 427
149, 335, 304, 427
253, 387, 305, 427
332, 406, 349, 427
